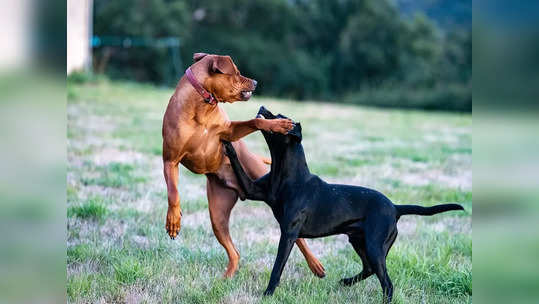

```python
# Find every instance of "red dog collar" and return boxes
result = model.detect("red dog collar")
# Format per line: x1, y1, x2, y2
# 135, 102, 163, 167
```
185, 67, 216, 105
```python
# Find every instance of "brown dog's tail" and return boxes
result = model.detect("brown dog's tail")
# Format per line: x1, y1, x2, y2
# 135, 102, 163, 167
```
259, 155, 271, 165
396, 203, 464, 217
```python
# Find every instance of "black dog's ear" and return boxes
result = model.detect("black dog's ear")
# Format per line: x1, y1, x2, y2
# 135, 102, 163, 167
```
289, 122, 302, 142
276, 113, 290, 120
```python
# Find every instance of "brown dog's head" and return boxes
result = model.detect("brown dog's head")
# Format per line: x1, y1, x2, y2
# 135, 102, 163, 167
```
192, 53, 257, 103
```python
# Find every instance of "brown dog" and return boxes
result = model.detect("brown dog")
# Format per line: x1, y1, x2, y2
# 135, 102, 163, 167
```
162, 53, 325, 278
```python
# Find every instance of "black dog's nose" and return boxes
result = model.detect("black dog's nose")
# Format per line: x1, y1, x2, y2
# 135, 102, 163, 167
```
252, 80, 258, 88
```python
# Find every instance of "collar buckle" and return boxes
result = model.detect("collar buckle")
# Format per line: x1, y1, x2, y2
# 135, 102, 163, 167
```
203, 93, 216, 105
185, 67, 217, 106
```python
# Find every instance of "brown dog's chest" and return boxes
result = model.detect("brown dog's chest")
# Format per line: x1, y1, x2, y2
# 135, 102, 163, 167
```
179, 123, 226, 174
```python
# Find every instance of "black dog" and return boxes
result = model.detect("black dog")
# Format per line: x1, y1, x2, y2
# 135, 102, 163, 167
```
222, 106, 464, 301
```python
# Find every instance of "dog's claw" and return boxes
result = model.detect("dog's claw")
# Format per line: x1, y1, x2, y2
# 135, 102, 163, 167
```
166, 205, 182, 240
308, 259, 326, 278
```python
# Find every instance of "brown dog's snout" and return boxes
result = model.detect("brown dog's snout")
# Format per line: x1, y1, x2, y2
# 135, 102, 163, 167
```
252, 79, 258, 88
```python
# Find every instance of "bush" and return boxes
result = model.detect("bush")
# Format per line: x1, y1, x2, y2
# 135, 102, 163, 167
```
343, 83, 471, 112
67, 71, 107, 84
92, 0, 471, 111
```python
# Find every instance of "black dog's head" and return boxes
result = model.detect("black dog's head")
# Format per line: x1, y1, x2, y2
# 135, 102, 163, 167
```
256, 106, 302, 149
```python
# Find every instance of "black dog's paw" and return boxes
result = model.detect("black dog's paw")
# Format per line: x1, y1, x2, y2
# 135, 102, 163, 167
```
262, 289, 275, 296
339, 277, 355, 286
222, 140, 237, 158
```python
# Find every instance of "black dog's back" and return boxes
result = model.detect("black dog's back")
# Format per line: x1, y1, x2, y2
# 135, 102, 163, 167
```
300, 181, 396, 233
315, 180, 464, 223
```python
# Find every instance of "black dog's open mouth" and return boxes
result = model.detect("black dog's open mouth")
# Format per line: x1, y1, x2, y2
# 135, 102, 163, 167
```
241, 91, 253, 100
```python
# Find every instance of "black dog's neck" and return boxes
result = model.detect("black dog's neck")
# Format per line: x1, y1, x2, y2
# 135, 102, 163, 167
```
269, 141, 310, 192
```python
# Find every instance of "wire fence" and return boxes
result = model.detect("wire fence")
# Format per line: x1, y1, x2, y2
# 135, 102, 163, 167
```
91, 35, 183, 85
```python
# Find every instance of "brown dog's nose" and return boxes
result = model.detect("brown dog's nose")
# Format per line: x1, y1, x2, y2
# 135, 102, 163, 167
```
252, 80, 257, 88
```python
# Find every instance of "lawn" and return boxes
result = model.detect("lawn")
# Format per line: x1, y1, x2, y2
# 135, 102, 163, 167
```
67, 79, 472, 303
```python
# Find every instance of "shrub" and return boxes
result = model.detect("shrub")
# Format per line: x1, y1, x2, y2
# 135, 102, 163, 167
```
343, 83, 471, 112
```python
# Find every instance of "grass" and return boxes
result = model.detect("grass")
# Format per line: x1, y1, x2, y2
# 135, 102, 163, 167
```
68, 197, 108, 220
67, 79, 472, 303
113, 256, 147, 285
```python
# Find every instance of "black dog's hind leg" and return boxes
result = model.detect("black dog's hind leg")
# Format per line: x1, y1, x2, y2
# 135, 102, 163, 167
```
365, 224, 396, 303
222, 140, 268, 201
366, 246, 393, 303
384, 228, 398, 259
340, 237, 373, 286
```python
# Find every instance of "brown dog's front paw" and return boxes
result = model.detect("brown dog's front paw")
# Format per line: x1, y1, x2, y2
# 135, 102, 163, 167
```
166, 205, 182, 239
269, 118, 294, 134
308, 258, 326, 278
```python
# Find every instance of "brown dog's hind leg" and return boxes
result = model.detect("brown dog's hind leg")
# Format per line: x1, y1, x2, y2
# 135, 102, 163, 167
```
296, 239, 326, 278
207, 174, 240, 278
232, 140, 268, 179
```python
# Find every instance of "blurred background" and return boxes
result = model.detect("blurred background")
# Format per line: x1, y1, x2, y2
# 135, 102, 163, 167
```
68, 0, 471, 111
2, 0, 539, 303
474, 1, 539, 304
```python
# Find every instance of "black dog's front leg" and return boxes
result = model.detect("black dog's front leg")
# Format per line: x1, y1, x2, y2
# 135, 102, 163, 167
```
264, 213, 305, 295
222, 141, 268, 201
263, 232, 298, 296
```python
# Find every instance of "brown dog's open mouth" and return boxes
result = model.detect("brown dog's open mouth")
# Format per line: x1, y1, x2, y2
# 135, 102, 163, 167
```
241, 91, 253, 100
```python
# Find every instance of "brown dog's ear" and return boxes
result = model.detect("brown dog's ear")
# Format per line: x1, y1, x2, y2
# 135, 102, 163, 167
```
211, 56, 238, 75
193, 53, 208, 62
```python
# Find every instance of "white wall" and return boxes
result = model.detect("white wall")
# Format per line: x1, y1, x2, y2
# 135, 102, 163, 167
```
0, 1, 32, 70
67, 0, 93, 74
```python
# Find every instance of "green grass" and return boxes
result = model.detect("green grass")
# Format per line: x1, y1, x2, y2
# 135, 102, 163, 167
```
68, 197, 108, 220
67, 79, 471, 303
80, 162, 148, 188
113, 256, 148, 285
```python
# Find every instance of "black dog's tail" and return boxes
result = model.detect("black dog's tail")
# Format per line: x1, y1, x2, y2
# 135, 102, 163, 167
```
395, 203, 464, 217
